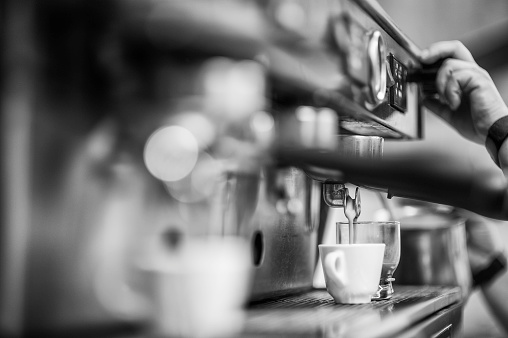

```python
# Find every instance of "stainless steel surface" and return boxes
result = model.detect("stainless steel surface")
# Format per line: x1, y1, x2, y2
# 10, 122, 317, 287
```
393, 211, 473, 299
336, 135, 384, 160
394, 303, 463, 338
306, 135, 384, 185
334, 0, 422, 139
242, 286, 462, 338
224, 167, 321, 300
366, 30, 388, 104
353, 0, 423, 59
321, 135, 383, 208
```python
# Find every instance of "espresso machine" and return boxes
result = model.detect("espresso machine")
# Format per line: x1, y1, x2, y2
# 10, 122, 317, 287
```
128, 0, 425, 303
1, 0, 506, 336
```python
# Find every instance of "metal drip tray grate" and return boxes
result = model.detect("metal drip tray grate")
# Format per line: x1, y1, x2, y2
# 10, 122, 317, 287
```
243, 286, 461, 338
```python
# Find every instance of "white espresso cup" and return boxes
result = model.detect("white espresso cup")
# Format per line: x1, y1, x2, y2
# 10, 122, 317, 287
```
319, 243, 385, 304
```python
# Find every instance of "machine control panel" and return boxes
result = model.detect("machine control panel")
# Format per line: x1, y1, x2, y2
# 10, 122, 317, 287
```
330, 0, 422, 139
388, 54, 408, 112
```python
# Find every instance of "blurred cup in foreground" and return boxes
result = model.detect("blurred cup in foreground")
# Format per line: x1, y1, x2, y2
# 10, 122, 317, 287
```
319, 243, 385, 304
143, 236, 252, 338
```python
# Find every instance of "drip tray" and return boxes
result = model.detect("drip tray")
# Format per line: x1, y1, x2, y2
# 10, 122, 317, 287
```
242, 285, 462, 338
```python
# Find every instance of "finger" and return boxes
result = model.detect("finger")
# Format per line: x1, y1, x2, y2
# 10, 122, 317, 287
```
435, 64, 454, 106
435, 59, 477, 105
421, 40, 475, 64
443, 71, 462, 110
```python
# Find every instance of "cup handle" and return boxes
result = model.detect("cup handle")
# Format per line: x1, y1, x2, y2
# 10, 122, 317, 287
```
324, 251, 348, 287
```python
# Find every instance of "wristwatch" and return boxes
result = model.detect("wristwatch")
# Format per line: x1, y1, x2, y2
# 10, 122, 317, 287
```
472, 252, 507, 288
485, 115, 508, 166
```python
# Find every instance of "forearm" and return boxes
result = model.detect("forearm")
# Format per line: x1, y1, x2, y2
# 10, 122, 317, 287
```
475, 128, 508, 332
480, 267, 508, 334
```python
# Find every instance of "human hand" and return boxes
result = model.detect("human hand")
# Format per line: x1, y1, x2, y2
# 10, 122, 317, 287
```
420, 41, 508, 144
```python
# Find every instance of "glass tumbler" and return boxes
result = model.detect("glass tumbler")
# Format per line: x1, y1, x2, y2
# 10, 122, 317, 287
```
336, 221, 400, 300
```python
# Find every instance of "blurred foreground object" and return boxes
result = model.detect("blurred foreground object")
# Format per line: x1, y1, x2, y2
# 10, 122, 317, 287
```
142, 236, 252, 338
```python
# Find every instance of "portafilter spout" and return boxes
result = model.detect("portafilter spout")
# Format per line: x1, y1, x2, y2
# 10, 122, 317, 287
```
319, 136, 383, 215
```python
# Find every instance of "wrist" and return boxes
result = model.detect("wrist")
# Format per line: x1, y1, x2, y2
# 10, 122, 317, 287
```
485, 105, 508, 131
485, 114, 508, 166
473, 252, 507, 289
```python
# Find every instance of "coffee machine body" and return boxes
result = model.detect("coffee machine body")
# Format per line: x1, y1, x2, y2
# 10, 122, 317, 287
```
0, 0, 425, 335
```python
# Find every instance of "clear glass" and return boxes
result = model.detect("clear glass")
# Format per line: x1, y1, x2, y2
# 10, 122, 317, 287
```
336, 221, 400, 300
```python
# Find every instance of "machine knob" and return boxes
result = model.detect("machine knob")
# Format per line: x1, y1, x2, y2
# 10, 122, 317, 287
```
366, 30, 387, 104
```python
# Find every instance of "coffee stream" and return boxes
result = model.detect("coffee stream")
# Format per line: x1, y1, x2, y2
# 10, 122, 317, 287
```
343, 187, 361, 244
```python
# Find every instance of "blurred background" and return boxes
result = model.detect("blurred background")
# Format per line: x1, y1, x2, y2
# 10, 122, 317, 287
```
1, 0, 508, 337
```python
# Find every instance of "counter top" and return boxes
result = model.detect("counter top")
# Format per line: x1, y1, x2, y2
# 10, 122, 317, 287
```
26, 285, 461, 338
241, 285, 462, 338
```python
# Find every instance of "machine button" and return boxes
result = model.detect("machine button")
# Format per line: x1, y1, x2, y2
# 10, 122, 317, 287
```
388, 54, 407, 112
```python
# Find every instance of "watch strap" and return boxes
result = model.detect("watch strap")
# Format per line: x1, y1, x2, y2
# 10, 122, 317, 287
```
472, 252, 507, 288
485, 115, 508, 166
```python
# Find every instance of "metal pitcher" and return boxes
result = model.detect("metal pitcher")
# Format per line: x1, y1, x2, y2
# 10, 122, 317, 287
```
393, 208, 472, 299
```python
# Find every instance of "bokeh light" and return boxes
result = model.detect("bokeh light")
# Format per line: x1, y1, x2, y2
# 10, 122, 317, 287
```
171, 112, 216, 150
164, 152, 221, 203
250, 110, 274, 133
144, 126, 199, 182
295, 106, 316, 122
202, 58, 265, 120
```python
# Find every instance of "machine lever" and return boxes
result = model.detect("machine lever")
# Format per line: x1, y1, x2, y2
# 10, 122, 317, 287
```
406, 59, 446, 95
